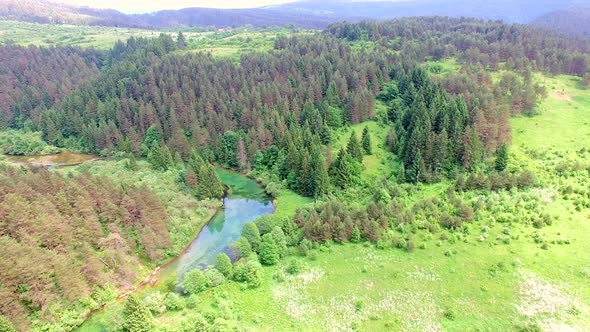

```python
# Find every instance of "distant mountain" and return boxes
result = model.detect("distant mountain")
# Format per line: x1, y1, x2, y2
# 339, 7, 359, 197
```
264, 0, 584, 24
131, 8, 340, 29
531, 7, 590, 38
0, 0, 342, 29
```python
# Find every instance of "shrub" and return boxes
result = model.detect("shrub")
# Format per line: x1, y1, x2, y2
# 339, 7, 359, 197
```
406, 240, 415, 253
286, 259, 302, 275
242, 222, 261, 252
183, 269, 207, 294
231, 236, 252, 259
215, 253, 233, 278
233, 258, 263, 288
186, 294, 199, 309
205, 268, 226, 287
143, 291, 166, 315
259, 233, 280, 265
178, 312, 209, 332
123, 295, 155, 332
164, 292, 185, 311
0, 315, 16, 332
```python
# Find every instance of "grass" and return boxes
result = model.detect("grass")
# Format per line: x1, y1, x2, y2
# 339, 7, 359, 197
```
512, 74, 590, 152
0, 21, 307, 61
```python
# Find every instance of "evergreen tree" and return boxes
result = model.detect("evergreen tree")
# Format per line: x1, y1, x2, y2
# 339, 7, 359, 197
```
242, 222, 261, 252
215, 253, 233, 278
142, 125, 161, 155
386, 127, 398, 153
351, 225, 361, 243
495, 144, 509, 171
309, 145, 330, 198
361, 126, 372, 155
259, 233, 280, 265
177, 31, 187, 49
346, 131, 363, 162
122, 295, 155, 332
330, 148, 361, 189
183, 269, 207, 294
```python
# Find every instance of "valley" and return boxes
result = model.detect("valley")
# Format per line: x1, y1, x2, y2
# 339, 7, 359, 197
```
0, 2, 589, 332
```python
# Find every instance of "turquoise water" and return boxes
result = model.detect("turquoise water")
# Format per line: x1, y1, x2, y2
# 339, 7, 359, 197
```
171, 169, 274, 282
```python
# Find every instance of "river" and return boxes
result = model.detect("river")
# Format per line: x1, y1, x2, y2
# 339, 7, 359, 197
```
157, 168, 275, 286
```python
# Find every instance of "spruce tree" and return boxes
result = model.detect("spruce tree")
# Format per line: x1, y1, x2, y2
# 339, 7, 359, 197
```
361, 126, 372, 155
242, 222, 261, 252
351, 225, 361, 243
259, 233, 280, 265
177, 31, 187, 49
495, 144, 509, 171
122, 295, 154, 332
347, 131, 363, 162
309, 145, 330, 198
215, 253, 233, 278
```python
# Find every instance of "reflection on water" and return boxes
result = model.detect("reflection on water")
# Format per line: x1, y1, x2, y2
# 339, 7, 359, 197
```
176, 197, 274, 280
164, 169, 274, 285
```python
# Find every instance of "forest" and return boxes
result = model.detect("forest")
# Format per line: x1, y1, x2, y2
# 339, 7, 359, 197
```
0, 14, 589, 332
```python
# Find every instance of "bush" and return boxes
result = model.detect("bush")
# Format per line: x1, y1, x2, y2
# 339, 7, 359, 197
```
259, 233, 280, 265
164, 292, 185, 311
186, 294, 199, 309
233, 258, 263, 288
178, 312, 209, 332
143, 291, 166, 315
0, 315, 16, 332
242, 222, 261, 252
286, 259, 302, 275
215, 253, 233, 278
231, 236, 252, 259
205, 268, 226, 288
406, 240, 415, 253
183, 269, 207, 294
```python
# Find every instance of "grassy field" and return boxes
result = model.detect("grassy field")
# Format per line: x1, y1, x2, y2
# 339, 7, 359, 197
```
187, 76, 590, 331
0, 20, 305, 61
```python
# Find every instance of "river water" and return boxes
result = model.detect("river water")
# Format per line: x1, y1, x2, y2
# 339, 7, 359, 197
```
156, 168, 274, 285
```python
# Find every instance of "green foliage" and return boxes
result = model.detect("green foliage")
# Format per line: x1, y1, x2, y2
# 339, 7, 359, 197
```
183, 269, 207, 295
204, 268, 226, 287
242, 222, 261, 252
330, 148, 362, 189
164, 292, 185, 311
361, 126, 372, 155
184, 152, 225, 199
259, 233, 280, 265
215, 253, 233, 278
351, 225, 361, 243
178, 312, 209, 332
231, 236, 253, 259
0, 315, 16, 332
495, 144, 509, 171
0, 129, 59, 155
233, 258, 263, 288
347, 131, 364, 162
122, 295, 154, 332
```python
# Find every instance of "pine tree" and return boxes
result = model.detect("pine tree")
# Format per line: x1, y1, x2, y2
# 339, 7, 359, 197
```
215, 253, 233, 278
309, 145, 330, 198
122, 295, 154, 332
386, 127, 398, 153
242, 222, 261, 252
183, 269, 207, 294
361, 126, 372, 155
495, 144, 509, 171
259, 233, 280, 265
347, 131, 363, 162
177, 31, 187, 49
351, 225, 361, 243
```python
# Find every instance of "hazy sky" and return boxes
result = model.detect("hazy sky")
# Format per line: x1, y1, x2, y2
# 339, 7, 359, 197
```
55, 0, 299, 13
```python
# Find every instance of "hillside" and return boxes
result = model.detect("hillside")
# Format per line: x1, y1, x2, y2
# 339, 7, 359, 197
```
532, 7, 590, 38
265, 0, 580, 23
0, 0, 341, 29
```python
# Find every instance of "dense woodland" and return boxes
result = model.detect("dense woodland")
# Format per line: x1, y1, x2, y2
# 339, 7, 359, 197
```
1, 16, 590, 330
0, 166, 172, 330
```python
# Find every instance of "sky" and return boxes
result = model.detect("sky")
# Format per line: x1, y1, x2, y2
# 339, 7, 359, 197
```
54, 0, 300, 13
